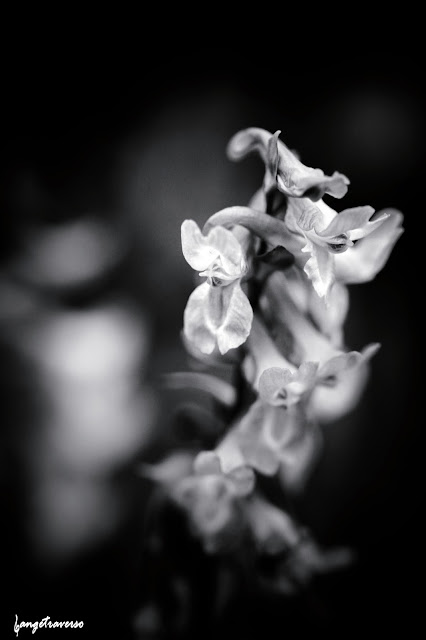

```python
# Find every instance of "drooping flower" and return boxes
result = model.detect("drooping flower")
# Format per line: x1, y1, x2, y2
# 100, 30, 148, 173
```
334, 208, 404, 284
285, 197, 389, 297
227, 128, 350, 201
270, 534, 354, 594
173, 450, 255, 552
236, 319, 319, 479
261, 272, 381, 421
202, 201, 402, 300
245, 494, 300, 555
181, 220, 253, 355
276, 265, 349, 348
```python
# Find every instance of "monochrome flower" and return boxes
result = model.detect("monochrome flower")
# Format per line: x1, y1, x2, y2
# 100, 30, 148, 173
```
227, 127, 349, 201
245, 495, 300, 554
334, 208, 404, 284
285, 197, 389, 297
173, 450, 255, 552
262, 272, 380, 421
181, 220, 253, 355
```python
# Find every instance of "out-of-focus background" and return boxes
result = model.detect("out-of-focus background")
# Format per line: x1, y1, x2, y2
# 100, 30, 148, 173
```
1, 42, 424, 638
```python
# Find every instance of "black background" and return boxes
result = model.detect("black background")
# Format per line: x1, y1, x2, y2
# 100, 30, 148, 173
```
1, 32, 424, 638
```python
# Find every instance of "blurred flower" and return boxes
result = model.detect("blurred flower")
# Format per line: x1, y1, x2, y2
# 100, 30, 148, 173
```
246, 495, 300, 554
173, 451, 255, 552
272, 535, 354, 594
236, 381, 314, 477
262, 274, 380, 422
278, 266, 349, 348
227, 127, 349, 201
181, 220, 253, 355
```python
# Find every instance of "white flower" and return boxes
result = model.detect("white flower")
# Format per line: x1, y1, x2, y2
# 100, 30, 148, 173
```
181, 220, 253, 355
227, 127, 349, 201
285, 197, 389, 297
173, 451, 255, 553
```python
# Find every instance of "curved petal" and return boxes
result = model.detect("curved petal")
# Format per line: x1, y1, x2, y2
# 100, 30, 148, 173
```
316, 206, 380, 238
334, 209, 404, 284
181, 219, 244, 276
279, 424, 323, 492
227, 466, 256, 497
183, 281, 253, 355
258, 367, 294, 404
194, 451, 223, 476
302, 241, 335, 298
204, 206, 302, 255
227, 127, 271, 163
246, 495, 300, 554
259, 363, 318, 406
227, 127, 349, 201
243, 315, 295, 390
181, 220, 220, 271
262, 272, 340, 365
215, 281, 253, 355
237, 401, 280, 475
183, 282, 217, 354
311, 343, 379, 422
308, 280, 349, 347
310, 360, 370, 423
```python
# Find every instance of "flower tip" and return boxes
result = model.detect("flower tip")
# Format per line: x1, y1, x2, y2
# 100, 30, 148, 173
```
226, 127, 270, 162
194, 450, 222, 475
362, 342, 381, 360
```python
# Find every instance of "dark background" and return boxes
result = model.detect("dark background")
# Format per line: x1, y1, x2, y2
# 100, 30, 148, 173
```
1, 40, 424, 638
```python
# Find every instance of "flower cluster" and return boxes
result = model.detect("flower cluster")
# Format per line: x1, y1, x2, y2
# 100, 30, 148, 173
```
150, 128, 403, 594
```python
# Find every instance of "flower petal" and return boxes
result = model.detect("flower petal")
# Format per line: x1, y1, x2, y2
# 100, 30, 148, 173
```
308, 280, 349, 348
334, 209, 404, 284
215, 281, 253, 355
311, 344, 380, 423
262, 272, 339, 365
279, 424, 323, 492
194, 451, 223, 476
227, 466, 256, 496
246, 496, 300, 554
181, 219, 244, 276
237, 401, 280, 475
243, 315, 296, 390
258, 363, 318, 406
302, 241, 335, 298
183, 282, 217, 354
181, 220, 220, 271
316, 206, 380, 238
258, 367, 294, 404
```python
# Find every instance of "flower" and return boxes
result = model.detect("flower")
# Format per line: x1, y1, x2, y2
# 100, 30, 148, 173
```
285, 197, 389, 297
173, 450, 255, 552
271, 534, 354, 594
276, 265, 349, 348
181, 220, 253, 355
245, 495, 300, 555
227, 127, 349, 201
261, 272, 381, 421
334, 208, 404, 284
236, 323, 318, 477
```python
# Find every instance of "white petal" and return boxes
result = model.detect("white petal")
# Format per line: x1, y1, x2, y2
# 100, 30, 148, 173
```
334, 210, 404, 284
279, 425, 323, 493
243, 315, 295, 389
303, 242, 335, 298
181, 219, 244, 276
181, 220, 219, 271
215, 281, 253, 354
310, 361, 370, 423
183, 282, 217, 354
